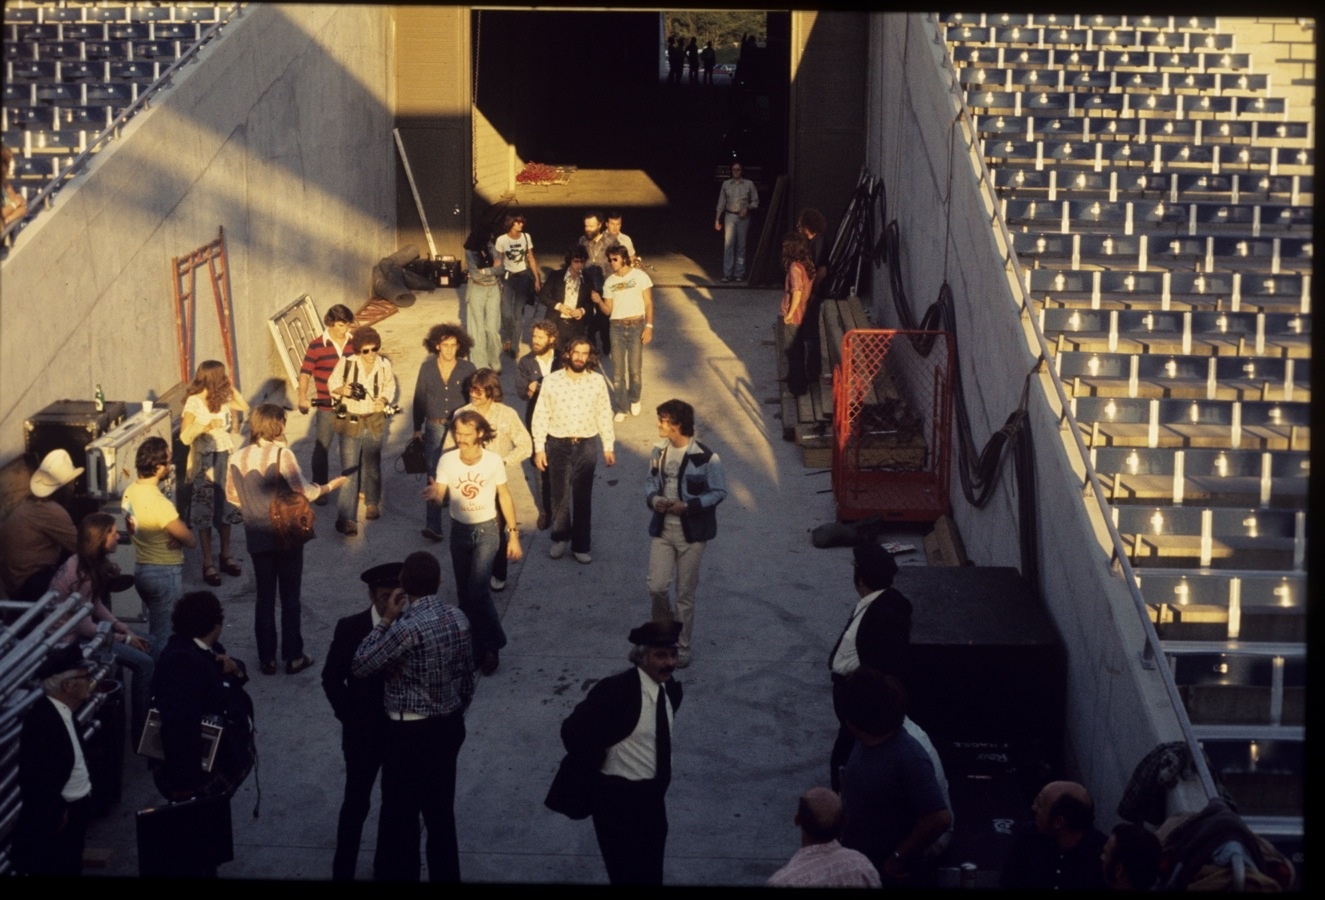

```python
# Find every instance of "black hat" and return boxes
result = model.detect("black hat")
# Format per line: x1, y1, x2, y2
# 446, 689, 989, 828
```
853, 540, 899, 590
360, 562, 404, 589
35, 644, 93, 681
628, 619, 682, 648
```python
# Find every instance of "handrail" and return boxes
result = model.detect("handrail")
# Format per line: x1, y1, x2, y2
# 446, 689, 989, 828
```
925, 12, 1219, 800
1, 3, 246, 250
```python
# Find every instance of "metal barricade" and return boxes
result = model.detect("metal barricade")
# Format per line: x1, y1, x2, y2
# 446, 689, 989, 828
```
833, 329, 954, 522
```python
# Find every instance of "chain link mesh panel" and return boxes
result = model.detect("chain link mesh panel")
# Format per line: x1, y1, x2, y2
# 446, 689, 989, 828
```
832, 329, 954, 522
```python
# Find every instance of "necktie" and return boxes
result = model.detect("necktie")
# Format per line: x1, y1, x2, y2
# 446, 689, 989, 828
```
655, 684, 671, 784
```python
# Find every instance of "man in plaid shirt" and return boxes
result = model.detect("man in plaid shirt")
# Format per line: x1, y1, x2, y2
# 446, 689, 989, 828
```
352, 551, 474, 882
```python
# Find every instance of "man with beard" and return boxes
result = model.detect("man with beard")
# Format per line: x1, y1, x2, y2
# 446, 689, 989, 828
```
516, 319, 561, 530
578, 212, 616, 358
531, 337, 616, 564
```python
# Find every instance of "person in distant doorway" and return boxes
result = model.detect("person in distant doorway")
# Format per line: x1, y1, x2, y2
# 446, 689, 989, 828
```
321, 561, 401, 881
516, 320, 561, 531
700, 41, 716, 85
463, 225, 504, 372
495, 214, 539, 359
685, 37, 700, 84
714, 162, 758, 282
645, 399, 726, 668
667, 36, 684, 86
295, 303, 356, 492
767, 786, 881, 887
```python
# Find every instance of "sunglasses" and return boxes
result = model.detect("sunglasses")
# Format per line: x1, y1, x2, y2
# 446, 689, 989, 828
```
359, 347, 379, 355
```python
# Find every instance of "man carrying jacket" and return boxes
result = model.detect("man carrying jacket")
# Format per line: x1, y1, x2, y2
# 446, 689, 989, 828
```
645, 399, 726, 668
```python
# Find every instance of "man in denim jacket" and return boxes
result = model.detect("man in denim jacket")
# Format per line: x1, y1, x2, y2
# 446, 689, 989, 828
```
645, 399, 727, 668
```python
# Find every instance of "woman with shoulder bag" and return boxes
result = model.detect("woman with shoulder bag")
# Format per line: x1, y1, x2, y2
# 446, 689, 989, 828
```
326, 326, 397, 536
226, 404, 347, 676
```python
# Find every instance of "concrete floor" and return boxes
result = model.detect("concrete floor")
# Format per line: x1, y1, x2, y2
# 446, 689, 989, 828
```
84, 245, 931, 884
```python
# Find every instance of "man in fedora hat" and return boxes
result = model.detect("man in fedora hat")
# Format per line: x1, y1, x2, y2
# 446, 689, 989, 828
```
322, 561, 402, 880
13, 644, 97, 876
0, 449, 82, 599
556, 619, 683, 884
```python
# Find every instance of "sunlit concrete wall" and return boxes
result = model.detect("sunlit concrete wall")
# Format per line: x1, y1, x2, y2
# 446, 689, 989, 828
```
864, 13, 1207, 824
0, 4, 394, 461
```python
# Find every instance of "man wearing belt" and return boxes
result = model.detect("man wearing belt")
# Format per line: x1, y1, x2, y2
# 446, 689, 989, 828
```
558, 619, 683, 885
532, 337, 616, 564
351, 551, 475, 883
714, 161, 759, 282
295, 304, 355, 497
601, 246, 654, 421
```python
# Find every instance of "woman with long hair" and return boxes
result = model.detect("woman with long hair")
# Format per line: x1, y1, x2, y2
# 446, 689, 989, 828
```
226, 404, 347, 675
450, 367, 533, 592
181, 360, 248, 586
50, 512, 155, 737
780, 232, 817, 397
326, 325, 397, 535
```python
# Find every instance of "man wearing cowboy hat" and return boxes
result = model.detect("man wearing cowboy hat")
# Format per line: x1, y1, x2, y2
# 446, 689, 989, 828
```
0, 449, 82, 599
553, 618, 683, 884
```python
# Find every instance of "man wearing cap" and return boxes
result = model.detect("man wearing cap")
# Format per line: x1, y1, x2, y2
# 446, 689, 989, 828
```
558, 619, 683, 885
351, 551, 474, 882
13, 645, 96, 876
322, 561, 401, 881
828, 541, 912, 791
0, 449, 81, 599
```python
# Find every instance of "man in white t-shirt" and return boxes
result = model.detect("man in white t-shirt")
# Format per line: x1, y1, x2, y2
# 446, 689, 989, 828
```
601, 246, 654, 421
423, 410, 523, 675
494, 214, 540, 359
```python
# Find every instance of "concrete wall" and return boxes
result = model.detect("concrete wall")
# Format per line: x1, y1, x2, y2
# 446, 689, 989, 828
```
864, 13, 1207, 823
0, 4, 395, 462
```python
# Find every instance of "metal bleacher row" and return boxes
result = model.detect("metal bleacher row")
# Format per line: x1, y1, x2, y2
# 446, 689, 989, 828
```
2, 3, 228, 208
941, 13, 1309, 835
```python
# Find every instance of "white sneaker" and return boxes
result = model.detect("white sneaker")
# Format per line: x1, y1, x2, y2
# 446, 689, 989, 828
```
573, 552, 592, 564
614, 412, 627, 422
490, 576, 506, 592
630, 402, 641, 416
549, 541, 567, 559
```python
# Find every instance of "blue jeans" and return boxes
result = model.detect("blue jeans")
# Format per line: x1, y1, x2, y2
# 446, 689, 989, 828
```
423, 419, 449, 534
722, 211, 750, 279
465, 280, 503, 371
112, 638, 155, 740
449, 518, 505, 658
338, 417, 385, 523
252, 546, 305, 663
546, 436, 597, 554
501, 270, 534, 347
134, 563, 182, 658
311, 408, 338, 485
610, 318, 645, 413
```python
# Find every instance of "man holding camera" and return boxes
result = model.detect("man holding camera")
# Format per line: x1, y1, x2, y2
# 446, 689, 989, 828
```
327, 326, 398, 535
296, 304, 356, 493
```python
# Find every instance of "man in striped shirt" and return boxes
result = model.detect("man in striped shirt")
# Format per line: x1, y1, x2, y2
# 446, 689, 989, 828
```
351, 551, 474, 882
531, 337, 616, 564
296, 304, 355, 489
